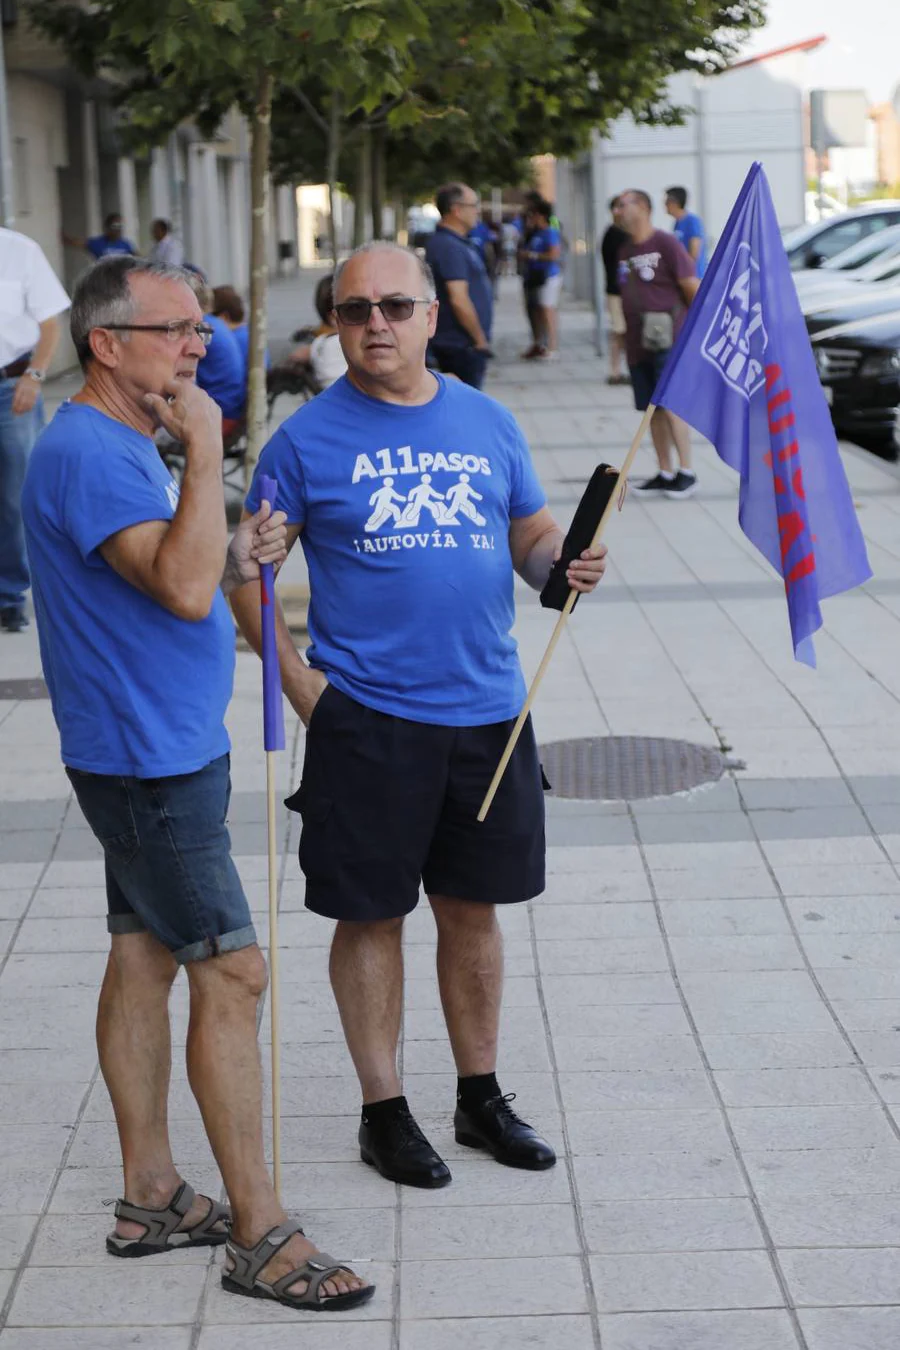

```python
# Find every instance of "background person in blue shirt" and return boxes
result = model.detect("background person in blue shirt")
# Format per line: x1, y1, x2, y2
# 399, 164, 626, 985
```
188, 277, 246, 436
665, 186, 708, 279
424, 182, 493, 389
523, 198, 563, 361
211, 284, 272, 383
468, 215, 498, 290
64, 212, 138, 260
21, 254, 371, 1311
233, 240, 608, 1193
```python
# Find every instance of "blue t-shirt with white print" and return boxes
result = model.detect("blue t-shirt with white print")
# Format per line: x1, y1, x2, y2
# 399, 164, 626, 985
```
21, 402, 235, 777
245, 373, 546, 726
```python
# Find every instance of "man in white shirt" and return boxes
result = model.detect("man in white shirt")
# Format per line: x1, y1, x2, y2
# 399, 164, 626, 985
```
149, 219, 185, 268
0, 228, 70, 631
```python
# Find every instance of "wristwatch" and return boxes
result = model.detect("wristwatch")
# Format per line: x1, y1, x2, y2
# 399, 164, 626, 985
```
24, 367, 46, 382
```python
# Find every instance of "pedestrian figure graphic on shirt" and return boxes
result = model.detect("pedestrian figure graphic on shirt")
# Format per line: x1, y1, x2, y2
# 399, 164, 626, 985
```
443, 474, 486, 526
398, 474, 451, 527
364, 477, 407, 532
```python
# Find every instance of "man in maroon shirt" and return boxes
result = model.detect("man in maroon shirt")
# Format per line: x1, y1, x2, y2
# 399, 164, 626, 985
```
617, 190, 700, 499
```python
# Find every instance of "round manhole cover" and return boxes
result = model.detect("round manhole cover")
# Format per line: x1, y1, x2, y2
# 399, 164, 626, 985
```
540, 735, 737, 801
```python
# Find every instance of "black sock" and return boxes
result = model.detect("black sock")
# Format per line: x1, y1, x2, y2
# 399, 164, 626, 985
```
457, 1072, 501, 1110
361, 1095, 407, 1126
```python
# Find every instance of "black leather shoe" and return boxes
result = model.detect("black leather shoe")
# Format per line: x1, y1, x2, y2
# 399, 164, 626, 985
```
0, 607, 28, 633
359, 1100, 452, 1189
455, 1093, 557, 1170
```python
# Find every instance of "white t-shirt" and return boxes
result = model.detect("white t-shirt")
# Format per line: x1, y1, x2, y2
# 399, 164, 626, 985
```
310, 332, 347, 388
0, 228, 70, 369
149, 234, 185, 267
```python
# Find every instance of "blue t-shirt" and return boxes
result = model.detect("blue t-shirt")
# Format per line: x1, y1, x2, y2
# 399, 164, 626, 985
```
196, 315, 246, 420
86, 236, 137, 259
232, 324, 271, 377
245, 374, 546, 725
526, 227, 561, 285
425, 225, 493, 350
21, 402, 235, 777
468, 221, 493, 258
673, 213, 707, 279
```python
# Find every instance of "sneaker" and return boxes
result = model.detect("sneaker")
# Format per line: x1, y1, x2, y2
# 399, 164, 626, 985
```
631, 473, 675, 495
664, 471, 698, 500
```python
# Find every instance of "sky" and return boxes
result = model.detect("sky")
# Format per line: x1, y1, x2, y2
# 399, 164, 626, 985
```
743, 0, 900, 104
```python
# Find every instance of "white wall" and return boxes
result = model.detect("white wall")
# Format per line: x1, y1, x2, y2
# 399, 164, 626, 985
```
593, 53, 808, 246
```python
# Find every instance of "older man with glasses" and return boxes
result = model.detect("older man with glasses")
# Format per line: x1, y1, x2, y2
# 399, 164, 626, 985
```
424, 181, 494, 388
21, 255, 373, 1314
232, 241, 607, 1190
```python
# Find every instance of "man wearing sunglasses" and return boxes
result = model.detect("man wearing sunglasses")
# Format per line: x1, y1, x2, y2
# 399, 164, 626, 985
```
20, 256, 373, 1314
234, 241, 607, 1191
424, 182, 494, 388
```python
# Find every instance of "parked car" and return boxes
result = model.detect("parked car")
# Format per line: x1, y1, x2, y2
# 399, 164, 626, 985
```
799, 246, 900, 317
783, 203, 900, 272
807, 298, 900, 456
794, 224, 900, 301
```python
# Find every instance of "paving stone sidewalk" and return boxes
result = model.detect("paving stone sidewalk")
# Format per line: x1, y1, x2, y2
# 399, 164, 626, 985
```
2, 275, 900, 1348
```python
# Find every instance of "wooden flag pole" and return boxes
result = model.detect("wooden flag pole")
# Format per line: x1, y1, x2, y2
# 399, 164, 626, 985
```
266, 750, 282, 1200
477, 404, 656, 823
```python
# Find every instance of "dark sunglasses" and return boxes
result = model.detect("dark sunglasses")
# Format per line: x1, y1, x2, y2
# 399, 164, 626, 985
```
334, 297, 432, 326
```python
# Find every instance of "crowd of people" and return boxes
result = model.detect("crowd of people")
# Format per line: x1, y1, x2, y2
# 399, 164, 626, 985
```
1, 177, 707, 642
0, 162, 717, 1324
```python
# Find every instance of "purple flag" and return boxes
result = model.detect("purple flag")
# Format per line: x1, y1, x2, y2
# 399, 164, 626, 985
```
258, 475, 285, 752
652, 162, 872, 666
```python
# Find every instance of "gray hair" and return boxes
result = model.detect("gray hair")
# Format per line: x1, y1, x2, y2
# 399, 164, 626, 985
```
333, 241, 436, 304
70, 255, 194, 368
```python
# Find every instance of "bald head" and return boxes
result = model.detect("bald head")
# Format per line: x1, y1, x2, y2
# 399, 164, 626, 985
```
333, 241, 435, 304
331, 242, 438, 394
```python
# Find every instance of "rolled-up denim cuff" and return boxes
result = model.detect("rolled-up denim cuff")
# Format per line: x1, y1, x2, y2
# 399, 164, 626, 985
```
173, 923, 258, 965
107, 914, 147, 935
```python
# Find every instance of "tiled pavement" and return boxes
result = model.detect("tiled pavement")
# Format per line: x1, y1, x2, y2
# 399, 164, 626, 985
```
2, 276, 900, 1347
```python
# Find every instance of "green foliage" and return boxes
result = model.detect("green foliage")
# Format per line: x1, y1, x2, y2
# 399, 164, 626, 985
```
269, 0, 765, 200
24, 0, 428, 152
26, 0, 765, 192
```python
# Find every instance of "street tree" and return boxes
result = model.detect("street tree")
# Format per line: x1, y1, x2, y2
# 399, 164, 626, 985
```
25, 0, 427, 469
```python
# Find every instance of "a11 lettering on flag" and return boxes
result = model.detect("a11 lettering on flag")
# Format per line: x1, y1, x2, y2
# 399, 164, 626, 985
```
652, 161, 871, 667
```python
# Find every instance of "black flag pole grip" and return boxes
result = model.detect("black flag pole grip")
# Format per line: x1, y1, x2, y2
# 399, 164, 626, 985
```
540, 464, 621, 612
477, 405, 656, 823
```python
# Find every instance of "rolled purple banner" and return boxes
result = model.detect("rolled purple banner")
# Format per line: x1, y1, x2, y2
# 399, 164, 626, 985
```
258, 475, 286, 753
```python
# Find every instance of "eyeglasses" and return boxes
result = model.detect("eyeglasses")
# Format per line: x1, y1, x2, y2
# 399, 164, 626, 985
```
333, 297, 432, 326
101, 320, 214, 347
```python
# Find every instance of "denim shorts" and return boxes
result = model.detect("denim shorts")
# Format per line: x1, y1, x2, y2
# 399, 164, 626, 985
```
66, 754, 256, 964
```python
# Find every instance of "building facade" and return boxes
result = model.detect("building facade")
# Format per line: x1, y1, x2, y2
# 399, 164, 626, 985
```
555, 38, 822, 325
1, 6, 299, 371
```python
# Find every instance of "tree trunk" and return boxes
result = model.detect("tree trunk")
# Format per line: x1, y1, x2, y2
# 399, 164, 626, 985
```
244, 68, 273, 483
325, 91, 342, 267
353, 127, 371, 248
370, 124, 386, 239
